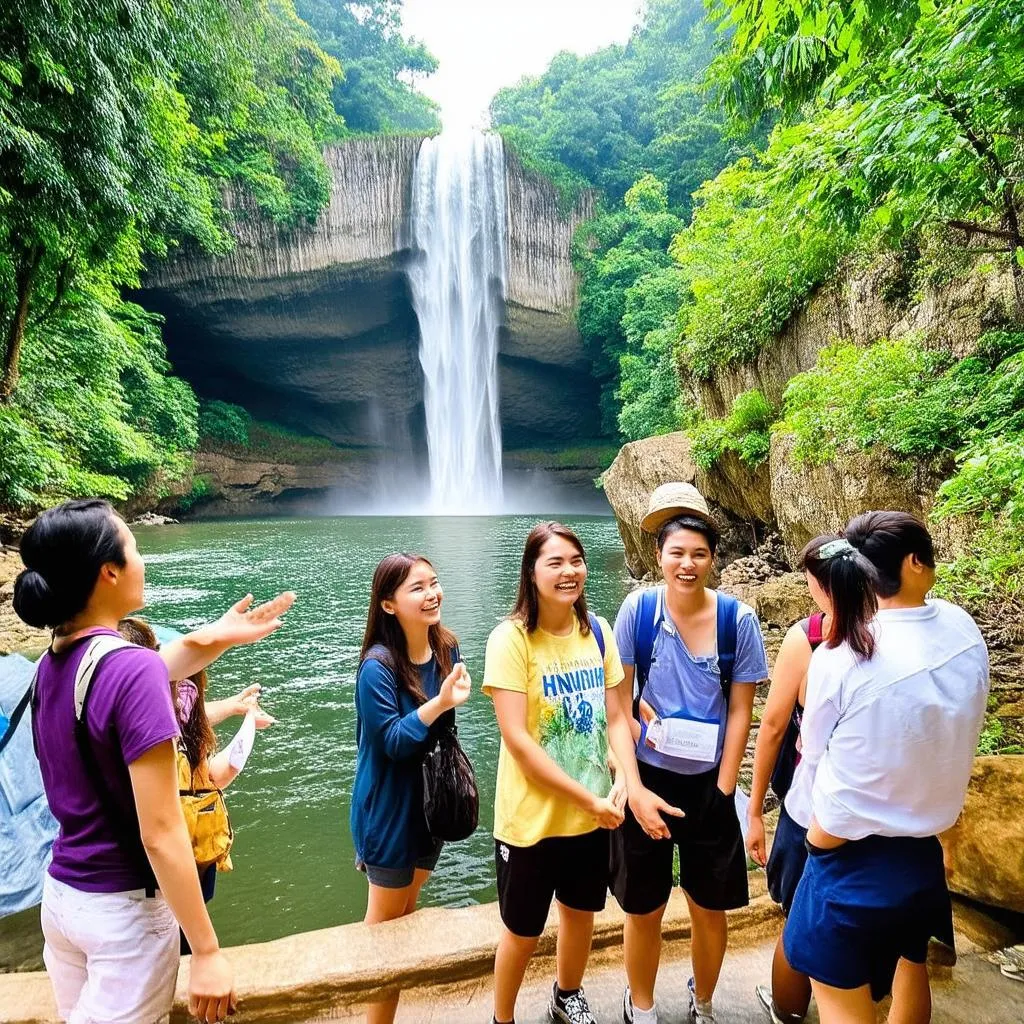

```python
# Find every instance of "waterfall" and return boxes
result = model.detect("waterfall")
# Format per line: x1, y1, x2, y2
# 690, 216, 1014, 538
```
407, 131, 506, 514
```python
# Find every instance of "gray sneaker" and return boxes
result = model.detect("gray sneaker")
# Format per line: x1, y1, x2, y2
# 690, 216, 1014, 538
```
687, 977, 717, 1024
549, 981, 597, 1024
755, 984, 804, 1024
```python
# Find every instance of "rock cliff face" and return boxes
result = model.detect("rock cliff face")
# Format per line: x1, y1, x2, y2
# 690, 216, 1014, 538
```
689, 253, 1019, 419
137, 136, 599, 454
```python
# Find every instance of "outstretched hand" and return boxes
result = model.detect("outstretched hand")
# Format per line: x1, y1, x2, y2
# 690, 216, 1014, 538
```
209, 592, 296, 648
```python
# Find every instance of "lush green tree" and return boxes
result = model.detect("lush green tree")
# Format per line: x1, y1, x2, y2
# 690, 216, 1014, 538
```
295, 0, 440, 133
0, 0, 342, 509
575, 174, 687, 432
713, 0, 1024, 311
491, 0, 758, 214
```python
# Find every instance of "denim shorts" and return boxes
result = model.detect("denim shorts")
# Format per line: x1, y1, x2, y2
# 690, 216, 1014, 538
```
356, 838, 444, 889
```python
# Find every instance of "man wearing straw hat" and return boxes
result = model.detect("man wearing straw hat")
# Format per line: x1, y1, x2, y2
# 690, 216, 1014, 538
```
611, 483, 769, 1024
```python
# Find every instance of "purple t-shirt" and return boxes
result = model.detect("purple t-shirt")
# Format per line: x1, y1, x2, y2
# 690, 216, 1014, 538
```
32, 628, 179, 892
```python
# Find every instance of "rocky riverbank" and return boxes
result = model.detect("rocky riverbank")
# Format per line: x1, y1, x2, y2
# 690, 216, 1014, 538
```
0, 549, 47, 656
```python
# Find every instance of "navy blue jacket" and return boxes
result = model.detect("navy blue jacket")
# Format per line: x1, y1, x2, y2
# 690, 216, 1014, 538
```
350, 646, 457, 870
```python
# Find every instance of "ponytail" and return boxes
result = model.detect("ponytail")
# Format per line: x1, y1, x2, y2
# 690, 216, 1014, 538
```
799, 536, 879, 660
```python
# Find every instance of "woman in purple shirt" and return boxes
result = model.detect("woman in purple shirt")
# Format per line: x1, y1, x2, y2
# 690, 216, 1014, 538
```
14, 499, 293, 1024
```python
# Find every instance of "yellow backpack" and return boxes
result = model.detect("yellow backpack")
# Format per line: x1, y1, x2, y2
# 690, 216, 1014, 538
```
177, 749, 233, 872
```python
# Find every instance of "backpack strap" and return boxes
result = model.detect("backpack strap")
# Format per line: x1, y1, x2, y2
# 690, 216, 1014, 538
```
73, 636, 158, 896
632, 586, 664, 712
715, 592, 740, 706
0, 670, 37, 757
587, 613, 605, 659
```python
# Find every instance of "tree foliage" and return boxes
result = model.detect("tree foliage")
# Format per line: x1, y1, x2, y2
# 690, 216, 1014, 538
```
491, 0, 763, 214
295, 0, 440, 133
0, 0, 347, 509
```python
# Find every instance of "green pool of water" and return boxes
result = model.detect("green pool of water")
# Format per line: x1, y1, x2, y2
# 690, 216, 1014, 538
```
128, 513, 631, 949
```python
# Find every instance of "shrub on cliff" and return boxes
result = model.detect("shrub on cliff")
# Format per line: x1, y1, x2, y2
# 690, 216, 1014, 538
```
200, 401, 252, 448
689, 389, 773, 470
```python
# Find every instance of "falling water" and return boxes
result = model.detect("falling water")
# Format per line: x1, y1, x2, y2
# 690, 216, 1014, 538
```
407, 131, 506, 514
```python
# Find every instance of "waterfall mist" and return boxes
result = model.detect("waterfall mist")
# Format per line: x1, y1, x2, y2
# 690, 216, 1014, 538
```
407, 131, 506, 514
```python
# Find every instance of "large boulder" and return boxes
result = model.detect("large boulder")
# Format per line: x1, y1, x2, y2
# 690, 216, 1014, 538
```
697, 451, 774, 525
600, 433, 699, 578
940, 755, 1024, 914
769, 432, 944, 564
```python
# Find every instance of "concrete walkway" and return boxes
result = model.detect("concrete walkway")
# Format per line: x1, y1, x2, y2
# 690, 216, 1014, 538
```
314, 932, 1020, 1024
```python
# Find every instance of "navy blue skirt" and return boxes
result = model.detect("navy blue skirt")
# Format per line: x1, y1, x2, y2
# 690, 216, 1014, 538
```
766, 803, 807, 916
783, 834, 953, 1001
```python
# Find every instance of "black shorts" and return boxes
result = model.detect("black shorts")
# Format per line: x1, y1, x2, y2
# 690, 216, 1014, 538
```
495, 829, 609, 938
766, 803, 808, 916
611, 761, 749, 915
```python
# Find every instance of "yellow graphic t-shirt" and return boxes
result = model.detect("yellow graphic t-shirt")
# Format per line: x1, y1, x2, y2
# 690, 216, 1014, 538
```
483, 615, 624, 847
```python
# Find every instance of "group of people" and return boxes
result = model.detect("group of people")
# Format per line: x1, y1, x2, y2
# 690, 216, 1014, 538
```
350, 482, 988, 1024
7, 481, 989, 1024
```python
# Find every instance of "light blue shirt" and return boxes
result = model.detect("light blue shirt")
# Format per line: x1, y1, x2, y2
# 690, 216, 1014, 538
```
614, 587, 768, 775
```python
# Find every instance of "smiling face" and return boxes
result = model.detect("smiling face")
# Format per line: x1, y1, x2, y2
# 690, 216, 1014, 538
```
382, 559, 443, 632
657, 525, 714, 596
532, 534, 588, 612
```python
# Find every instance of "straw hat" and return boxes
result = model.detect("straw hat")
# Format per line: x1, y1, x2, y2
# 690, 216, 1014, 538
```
640, 481, 716, 535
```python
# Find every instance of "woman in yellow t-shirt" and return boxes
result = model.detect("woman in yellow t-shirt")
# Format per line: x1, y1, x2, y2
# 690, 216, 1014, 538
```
484, 521, 682, 1024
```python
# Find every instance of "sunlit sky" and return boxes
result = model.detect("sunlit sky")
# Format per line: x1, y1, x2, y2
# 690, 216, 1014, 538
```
401, 0, 644, 129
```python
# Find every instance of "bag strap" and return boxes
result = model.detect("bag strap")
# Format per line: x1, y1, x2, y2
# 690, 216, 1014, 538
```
716, 592, 740, 706
632, 586, 663, 712
73, 636, 158, 895
0, 672, 37, 757
587, 613, 605, 659
806, 611, 826, 649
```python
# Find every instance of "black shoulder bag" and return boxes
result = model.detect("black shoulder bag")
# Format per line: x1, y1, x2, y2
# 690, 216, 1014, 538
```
422, 723, 479, 842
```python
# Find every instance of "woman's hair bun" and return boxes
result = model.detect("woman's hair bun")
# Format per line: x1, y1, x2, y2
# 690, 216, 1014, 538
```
13, 498, 126, 629
12, 568, 66, 629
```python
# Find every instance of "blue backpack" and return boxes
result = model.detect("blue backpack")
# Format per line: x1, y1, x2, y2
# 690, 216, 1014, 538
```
631, 588, 739, 713
588, 613, 605, 659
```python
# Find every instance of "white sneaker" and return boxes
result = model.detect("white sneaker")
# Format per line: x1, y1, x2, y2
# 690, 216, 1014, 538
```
623, 987, 658, 1023
687, 977, 717, 1024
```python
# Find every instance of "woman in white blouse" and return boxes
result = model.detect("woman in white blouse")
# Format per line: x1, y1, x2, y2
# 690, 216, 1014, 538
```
783, 511, 989, 1024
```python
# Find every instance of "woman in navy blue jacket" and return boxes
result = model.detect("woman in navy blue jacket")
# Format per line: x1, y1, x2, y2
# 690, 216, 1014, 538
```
351, 551, 471, 1024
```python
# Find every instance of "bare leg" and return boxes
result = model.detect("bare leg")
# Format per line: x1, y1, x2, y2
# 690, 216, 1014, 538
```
771, 932, 813, 1018
403, 867, 431, 915
686, 895, 728, 1004
493, 925, 540, 1023
363, 876, 428, 1024
811, 979, 875, 1024
888, 959, 931, 1024
555, 902, 595, 991
622, 904, 667, 1011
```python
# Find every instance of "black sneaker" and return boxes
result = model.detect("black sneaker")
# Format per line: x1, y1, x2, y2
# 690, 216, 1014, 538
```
549, 980, 597, 1024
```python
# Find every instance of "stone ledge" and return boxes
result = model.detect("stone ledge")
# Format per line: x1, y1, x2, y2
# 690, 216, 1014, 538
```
0, 882, 774, 1024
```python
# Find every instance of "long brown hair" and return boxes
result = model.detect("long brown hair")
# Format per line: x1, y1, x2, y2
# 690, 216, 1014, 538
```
511, 521, 592, 635
118, 616, 216, 770
799, 535, 878, 659
360, 553, 458, 704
